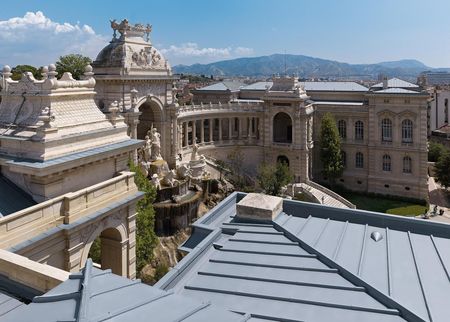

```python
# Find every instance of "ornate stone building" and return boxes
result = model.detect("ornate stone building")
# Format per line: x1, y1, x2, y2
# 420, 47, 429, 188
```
0, 63, 142, 278
90, 20, 429, 201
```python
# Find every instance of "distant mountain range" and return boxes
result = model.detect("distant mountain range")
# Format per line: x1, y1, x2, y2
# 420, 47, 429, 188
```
173, 54, 449, 79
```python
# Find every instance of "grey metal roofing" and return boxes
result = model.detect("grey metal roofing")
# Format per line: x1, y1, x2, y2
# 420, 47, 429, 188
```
0, 292, 23, 318
1, 259, 244, 322
0, 176, 35, 217
371, 77, 419, 89
373, 87, 422, 94
196, 81, 245, 92
299, 81, 368, 92
158, 192, 450, 322
241, 81, 368, 92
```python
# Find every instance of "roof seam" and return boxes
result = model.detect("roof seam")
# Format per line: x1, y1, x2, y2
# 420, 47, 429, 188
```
183, 285, 400, 316
430, 235, 450, 282
96, 291, 174, 322
357, 224, 368, 276
386, 228, 393, 296
332, 221, 348, 261
171, 301, 211, 322
313, 218, 329, 247
275, 221, 427, 322
197, 271, 365, 292
209, 258, 337, 273
407, 231, 433, 322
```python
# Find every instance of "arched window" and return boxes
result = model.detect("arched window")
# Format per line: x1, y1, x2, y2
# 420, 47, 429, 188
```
381, 118, 392, 142
403, 156, 412, 173
355, 152, 364, 168
382, 154, 391, 171
273, 112, 293, 143
401, 119, 413, 143
338, 120, 346, 139
341, 151, 346, 168
355, 121, 364, 141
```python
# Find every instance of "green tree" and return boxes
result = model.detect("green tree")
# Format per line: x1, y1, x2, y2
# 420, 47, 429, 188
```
129, 161, 158, 276
11, 65, 43, 81
319, 113, 343, 186
435, 150, 450, 189
257, 161, 293, 196
55, 54, 92, 80
215, 159, 227, 181
227, 146, 245, 187
428, 141, 447, 162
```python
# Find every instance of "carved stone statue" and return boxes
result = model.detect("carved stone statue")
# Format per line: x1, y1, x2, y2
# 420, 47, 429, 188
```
176, 164, 191, 180
143, 135, 152, 162
151, 174, 161, 190
161, 170, 177, 187
191, 142, 199, 161
149, 126, 163, 161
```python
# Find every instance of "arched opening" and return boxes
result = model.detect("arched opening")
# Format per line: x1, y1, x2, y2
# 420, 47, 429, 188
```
273, 112, 292, 143
88, 227, 125, 276
277, 155, 289, 167
137, 100, 163, 140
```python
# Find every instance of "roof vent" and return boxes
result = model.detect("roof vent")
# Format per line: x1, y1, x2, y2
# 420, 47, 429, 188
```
370, 231, 383, 242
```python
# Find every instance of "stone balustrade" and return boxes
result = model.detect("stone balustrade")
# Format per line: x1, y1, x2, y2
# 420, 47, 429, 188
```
177, 101, 263, 117
0, 171, 138, 249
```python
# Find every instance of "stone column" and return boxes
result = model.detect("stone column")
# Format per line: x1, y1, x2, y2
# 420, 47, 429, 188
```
219, 118, 223, 143
238, 117, 243, 139
200, 119, 205, 143
192, 120, 197, 144
184, 122, 188, 147
229, 118, 233, 140
209, 119, 213, 142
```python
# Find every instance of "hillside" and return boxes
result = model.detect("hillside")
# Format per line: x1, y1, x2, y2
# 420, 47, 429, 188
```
173, 54, 435, 79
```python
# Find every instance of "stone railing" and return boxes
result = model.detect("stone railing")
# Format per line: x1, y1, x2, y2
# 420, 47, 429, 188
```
0, 171, 138, 249
305, 180, 356, 209
177, 101, 263, 116
0, 249, 69, 293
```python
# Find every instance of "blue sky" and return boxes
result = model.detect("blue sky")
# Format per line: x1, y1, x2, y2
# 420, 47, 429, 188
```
1, 0, 450, 67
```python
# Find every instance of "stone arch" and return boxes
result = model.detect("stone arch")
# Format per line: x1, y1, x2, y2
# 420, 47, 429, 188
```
80, 221, 128, 276
273, 112, 293, 143
277, 155, 290, 167
136, 96, 164, 140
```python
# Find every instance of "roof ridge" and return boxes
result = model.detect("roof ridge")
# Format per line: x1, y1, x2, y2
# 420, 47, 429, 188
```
273, 221, 427, 322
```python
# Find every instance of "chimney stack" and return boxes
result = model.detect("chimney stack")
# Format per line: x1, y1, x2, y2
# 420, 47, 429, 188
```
382, 76, 388, 89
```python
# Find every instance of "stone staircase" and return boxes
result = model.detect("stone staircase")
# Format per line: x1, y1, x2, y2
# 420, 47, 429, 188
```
289, 182, 354, 209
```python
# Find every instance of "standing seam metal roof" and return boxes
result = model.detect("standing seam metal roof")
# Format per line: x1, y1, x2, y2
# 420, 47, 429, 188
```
1, 259, 245, 322
158, 192, 450, 322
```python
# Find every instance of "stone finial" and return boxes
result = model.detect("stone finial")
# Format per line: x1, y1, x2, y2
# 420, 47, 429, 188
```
236, 193, 283, 222
41, 66, 49, 79
109, 101, 120, 126
84, 65, 94, 78
2, 65, 12, 79
130, 88, 139, 112
48, 64, 57, 79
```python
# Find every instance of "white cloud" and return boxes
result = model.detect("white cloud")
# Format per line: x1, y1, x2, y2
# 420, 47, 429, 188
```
160, 42, 232, 58
234, 47, 254, 56
160, 42, 254, 64
0, 11, 109, 66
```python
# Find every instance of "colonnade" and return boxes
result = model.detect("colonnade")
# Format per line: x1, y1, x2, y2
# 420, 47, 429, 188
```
179, 116, 261, 148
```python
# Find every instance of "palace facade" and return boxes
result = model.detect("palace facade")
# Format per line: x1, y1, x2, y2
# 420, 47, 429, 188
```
89, 20, 429, 200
